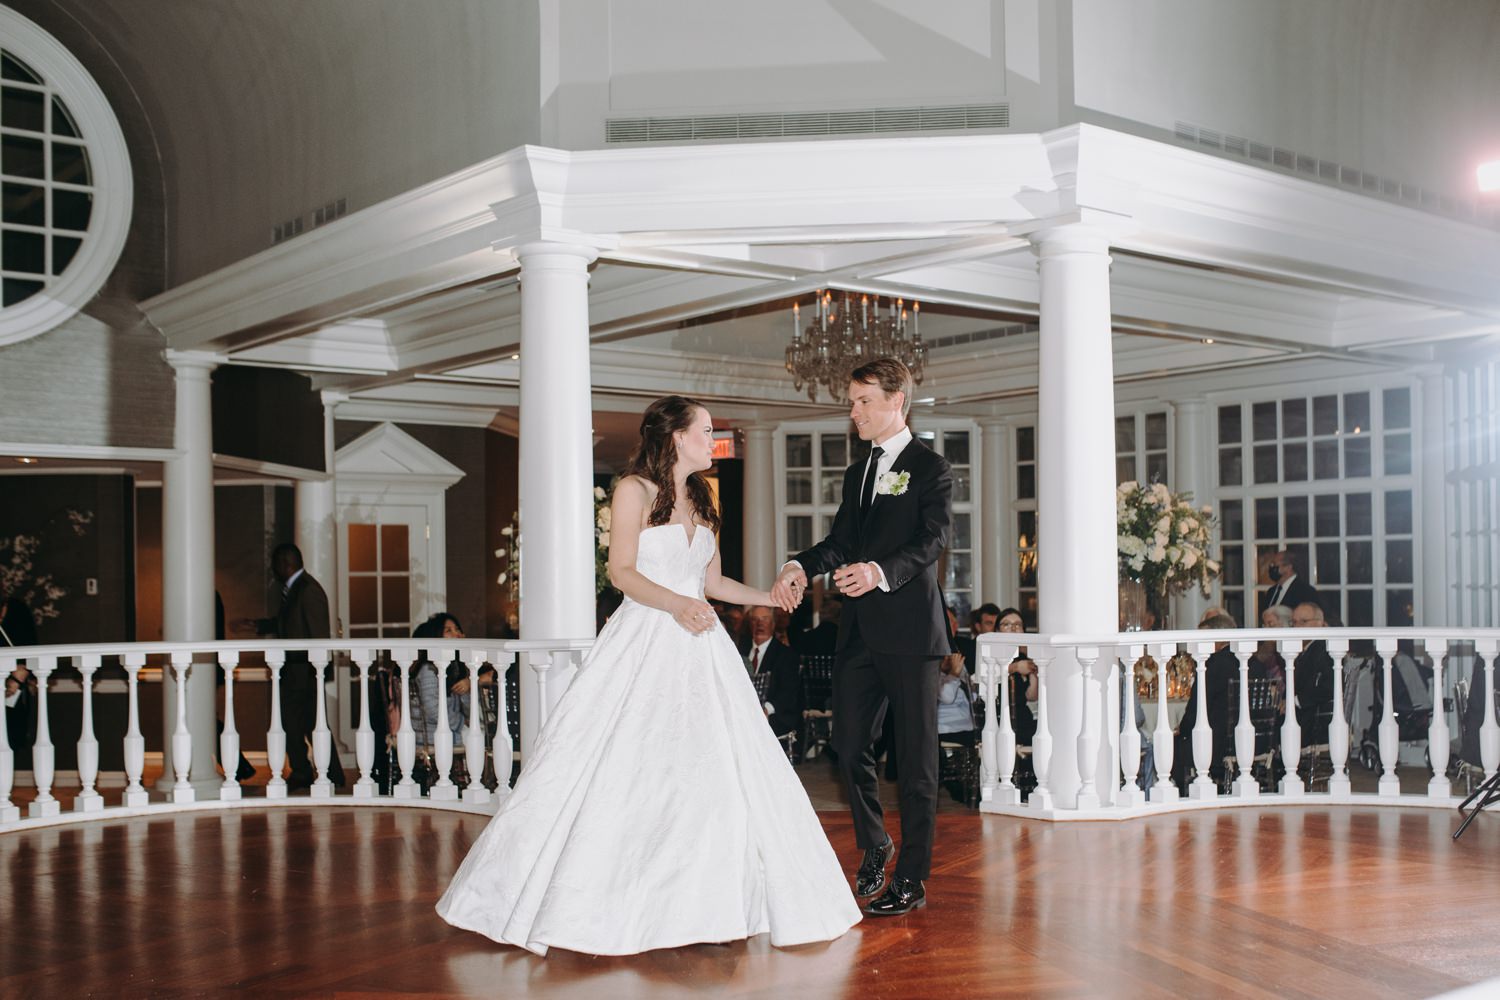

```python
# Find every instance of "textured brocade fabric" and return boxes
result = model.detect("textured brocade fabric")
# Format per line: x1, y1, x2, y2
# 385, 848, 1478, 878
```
435, 524, 862, 956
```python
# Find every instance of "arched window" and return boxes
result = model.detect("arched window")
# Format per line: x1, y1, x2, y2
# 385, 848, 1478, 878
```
0, 6, 131, 346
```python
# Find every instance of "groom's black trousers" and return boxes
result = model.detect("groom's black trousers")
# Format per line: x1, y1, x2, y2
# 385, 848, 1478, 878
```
832, 618, 942, 882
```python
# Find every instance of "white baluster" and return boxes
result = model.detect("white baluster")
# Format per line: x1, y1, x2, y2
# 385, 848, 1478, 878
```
26, 656, 59, 816
430, 647, 458, 801
493, 649, 516, 796
0, 654, 18, 823
1480, 639, 1500, 781
1118, 644, 1145, 807
217, 650, 243, 802
393, 655, 419, 799
462, 650, 490, 806
993, 643, 1019, 805
74, 654, 104, 812
1076, 646, 1101, 810
1327, 638, 1352, 797
1189, 642, 1217, 801
530, 650, 554, 733
311, 648, 335, 800
1278, 639, 1304, 797
351, 648, 376, 799
1428, 639, 1451, 798
265, 649, 288, 799
1150, 642, 1177, 804
1231, 641, 1259, 799
1375, 636, 1400, 797
168, 651, 195, 803
121, 652, 149, 807
1029, 652, 1054, 812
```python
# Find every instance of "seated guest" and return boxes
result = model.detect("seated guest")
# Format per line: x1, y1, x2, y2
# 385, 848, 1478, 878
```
1291, 601, 1334, 745
716, 601, 750, 655
972, 603, 1001, 637
996, 607, 1039, 746
744, 605, 801, 739
937, 650, 977, 744
406, 614, 468, 766
1174, 611, 1242, 785
1255, 604, 1292, 701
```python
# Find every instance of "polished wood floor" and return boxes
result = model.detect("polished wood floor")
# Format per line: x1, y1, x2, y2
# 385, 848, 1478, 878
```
5, 779, 1500, 999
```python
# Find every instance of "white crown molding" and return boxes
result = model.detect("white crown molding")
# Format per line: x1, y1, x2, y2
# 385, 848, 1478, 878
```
338, 398, 500, 429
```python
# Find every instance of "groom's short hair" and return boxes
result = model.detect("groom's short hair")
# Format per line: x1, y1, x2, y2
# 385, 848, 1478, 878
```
850, 358, 913, 416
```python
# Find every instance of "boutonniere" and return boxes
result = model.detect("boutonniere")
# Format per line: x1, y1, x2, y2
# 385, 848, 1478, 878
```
875, 470, 910, 496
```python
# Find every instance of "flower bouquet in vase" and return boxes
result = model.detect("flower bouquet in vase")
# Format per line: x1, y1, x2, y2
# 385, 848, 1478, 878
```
1116, 481, 1220, 631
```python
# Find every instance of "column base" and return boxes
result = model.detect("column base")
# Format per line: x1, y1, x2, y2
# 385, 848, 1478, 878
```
219, 783, 243, 802
1232, 778, 1261, 799
352, 779, 377, 799
122, 788, 150, 808
1429, 779, 1453, 798
264, 781, 288, 800
1076, 791, 1101, 810
1378, 777, 1402, 797
73, 791, 105, 813
429, 785, 459, 802
0, 803, 18, 824
392, 783, 420, 800
1029, 788, 1055, 812
1278, 778, 1305, 797
462, 787, 491, 806
1116, 786, 1148, 807
27, 797, 59, 818
310, 781, 334, 800
1328, 775, 1352, 797
171, 787, 196, 804
989, 784, 1021, 807
1150, 783, 1179, 804
1189, 780, 1218, 801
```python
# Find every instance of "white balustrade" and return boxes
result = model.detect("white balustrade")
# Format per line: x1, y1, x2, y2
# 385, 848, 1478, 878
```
29, 655, 59, 817
168, 651, 195, 803
218, 650, 242, 803
122, 651, 148, 807
393, 654, 419, 800
990, 643, 1019, 806
1075, 647, 1101, 810
462, 649, 490, 806
492, 648, 518, 796
1480, 639, 1500, 781
75, 653, 103, 812
311, 650, 335, 800
430, 647, 458, 802
1029, 653, 1053, 812
0, 653, 17, 823
265, 649, 288, 799
1427, 640, 1451, 799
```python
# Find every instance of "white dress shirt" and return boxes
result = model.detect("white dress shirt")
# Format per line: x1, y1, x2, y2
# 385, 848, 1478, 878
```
749, 638, 776, 715
1267, 572, 1297, 608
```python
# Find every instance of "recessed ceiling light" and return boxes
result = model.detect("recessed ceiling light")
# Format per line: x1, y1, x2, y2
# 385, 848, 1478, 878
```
16, 457, 38, 465
915, 397, 936, 404
1202, 338, 1215, 345
511, 354, 519, 360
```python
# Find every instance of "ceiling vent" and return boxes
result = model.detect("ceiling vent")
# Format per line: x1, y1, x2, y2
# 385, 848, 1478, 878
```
1172, 120, 1494, 231
606, 102, 1009, 144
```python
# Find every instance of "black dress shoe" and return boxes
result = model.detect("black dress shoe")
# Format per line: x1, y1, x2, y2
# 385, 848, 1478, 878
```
855, 836, 895, 897
864, 877, 925, 916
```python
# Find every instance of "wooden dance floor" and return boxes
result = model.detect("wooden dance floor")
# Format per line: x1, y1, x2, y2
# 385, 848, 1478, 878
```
4, 801, 1500, 998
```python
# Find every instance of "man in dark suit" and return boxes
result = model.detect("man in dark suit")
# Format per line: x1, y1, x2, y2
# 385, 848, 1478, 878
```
1258, 549, 1319, 618
744, 605, 802, 739
774, 358, 953, 917
1291, 601, 1335, 747
251, 543, 344, 790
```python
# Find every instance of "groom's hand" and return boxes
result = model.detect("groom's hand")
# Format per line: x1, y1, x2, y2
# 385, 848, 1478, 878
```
833, 562, 880, 598
771, 566, 807, 613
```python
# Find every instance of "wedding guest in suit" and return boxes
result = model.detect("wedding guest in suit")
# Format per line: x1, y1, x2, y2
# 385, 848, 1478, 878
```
1292, 601, 1335, 746
775, 357, 954, 917
1258, 549, 1319, 617
245, 543, 345, 790
1173, 611, 1244, 786
744, 605, 802, 740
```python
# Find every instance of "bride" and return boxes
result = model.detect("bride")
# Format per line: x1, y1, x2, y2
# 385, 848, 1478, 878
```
436, 395, 862, 956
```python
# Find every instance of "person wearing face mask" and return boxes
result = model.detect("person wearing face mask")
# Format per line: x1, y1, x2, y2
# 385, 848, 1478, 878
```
1257, 550, 1318, 618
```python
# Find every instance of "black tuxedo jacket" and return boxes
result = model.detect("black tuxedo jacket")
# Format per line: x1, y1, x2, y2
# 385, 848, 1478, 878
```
793, 436, 953, 658
256, 572, 332, 649
1258, 575, 1319, 617
750, 639, 803, 737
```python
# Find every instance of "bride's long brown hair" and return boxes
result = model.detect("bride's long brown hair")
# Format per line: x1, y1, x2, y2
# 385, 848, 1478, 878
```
622, 395, 722, 534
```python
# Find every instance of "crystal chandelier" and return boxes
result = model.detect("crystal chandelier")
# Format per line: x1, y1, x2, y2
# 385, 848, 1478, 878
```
784, 290, 927, 404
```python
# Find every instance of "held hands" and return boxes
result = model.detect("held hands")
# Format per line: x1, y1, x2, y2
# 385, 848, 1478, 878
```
832, 562, 880, 598
673, 596, 719, 635
770, 566, 807, 613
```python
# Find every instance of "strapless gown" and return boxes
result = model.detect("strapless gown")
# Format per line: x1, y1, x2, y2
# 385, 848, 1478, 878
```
436, 523, 862, 955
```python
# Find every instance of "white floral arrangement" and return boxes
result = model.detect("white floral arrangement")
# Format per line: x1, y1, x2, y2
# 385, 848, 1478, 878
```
1116, 481, 1220, 597
493, 487, 614, 603
875, 470, 910, 496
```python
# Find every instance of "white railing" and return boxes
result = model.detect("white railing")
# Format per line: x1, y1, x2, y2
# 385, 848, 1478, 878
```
0, 638, 592, 833
976, 627, 1500, 820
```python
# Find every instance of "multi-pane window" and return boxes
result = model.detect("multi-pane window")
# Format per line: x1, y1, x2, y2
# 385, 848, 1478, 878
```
346, 522, 412, 639
1215, 386, 1415, 628
1448, 364, 1499, 626
779, 421, 978, 618
0, 49, 93, 307
1116, 411, 1169, 486
1015, 425, 1038, 629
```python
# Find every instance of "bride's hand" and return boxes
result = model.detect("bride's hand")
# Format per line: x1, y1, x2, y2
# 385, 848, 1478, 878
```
673, 597, 718, 635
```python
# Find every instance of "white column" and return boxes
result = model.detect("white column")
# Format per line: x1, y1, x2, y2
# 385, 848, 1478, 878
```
980, 418, 1010, 609
161, 350, 220, 797
1033, 224, 1119, 808
741, 425, 776, 590
1172, 397, 1210, 628
1419, 373, 1448, 626
516, 241, 599, 758
295, 393, 341, 634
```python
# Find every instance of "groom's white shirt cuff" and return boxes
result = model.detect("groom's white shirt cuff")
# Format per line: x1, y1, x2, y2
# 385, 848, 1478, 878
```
782, 559, 890, 593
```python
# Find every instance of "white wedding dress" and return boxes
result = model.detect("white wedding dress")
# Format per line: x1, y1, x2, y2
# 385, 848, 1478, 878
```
436, 523, 862, 956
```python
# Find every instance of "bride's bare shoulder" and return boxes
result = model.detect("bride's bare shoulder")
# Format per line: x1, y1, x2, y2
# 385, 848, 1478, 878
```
614, 475, 655, 502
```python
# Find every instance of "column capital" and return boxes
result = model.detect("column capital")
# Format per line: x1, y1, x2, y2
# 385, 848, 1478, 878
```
319, 389, 347, 409
163, 349, 221, 376
978, 416, 1010, 431
742, 423, 776, 438
514, 241, 601, 270
1173, 395, 1208, 412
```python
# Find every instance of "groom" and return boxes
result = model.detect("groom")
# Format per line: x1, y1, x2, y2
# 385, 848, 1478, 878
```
773, 358, 953, 916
